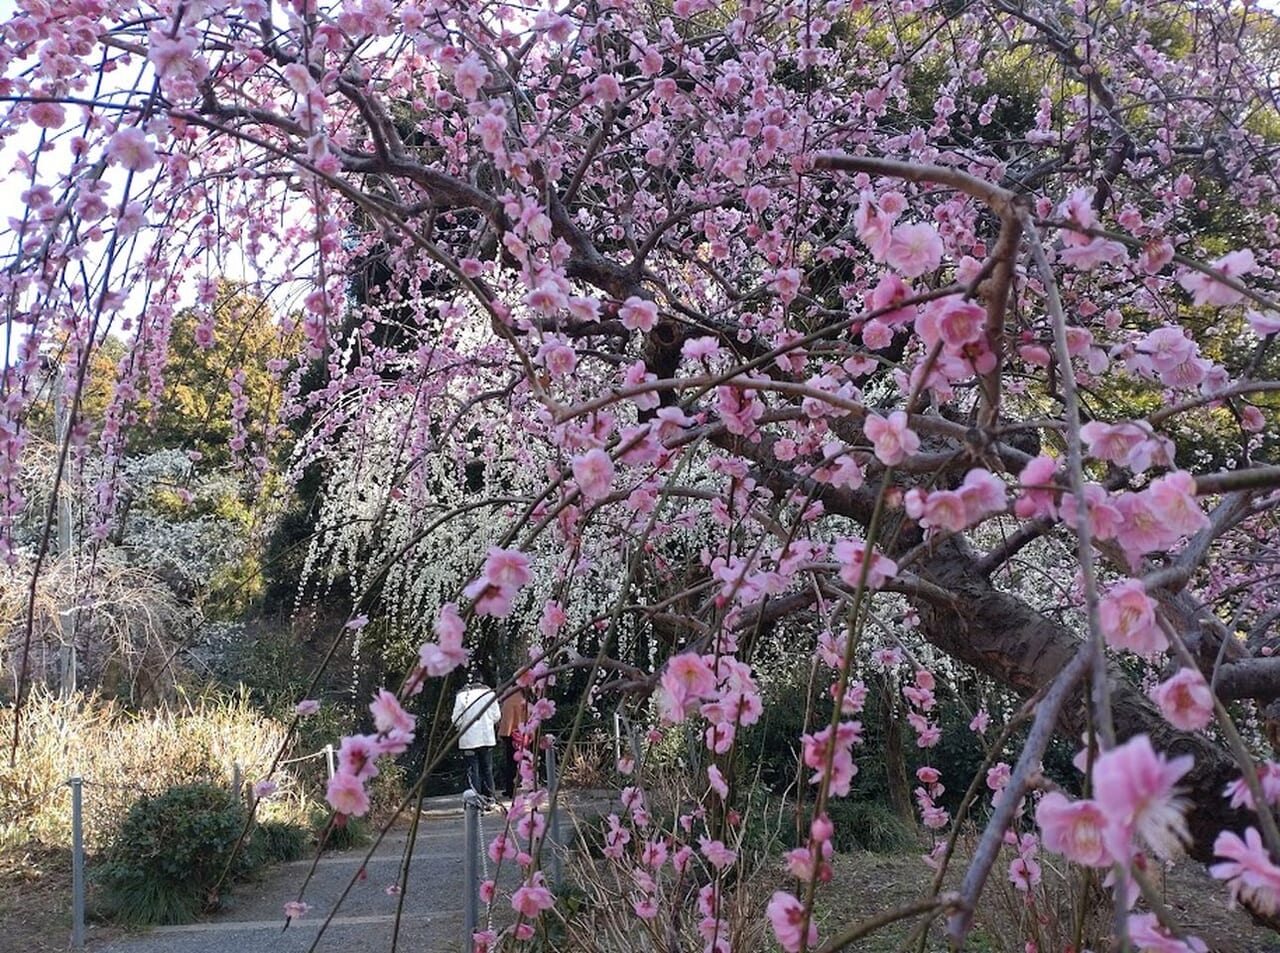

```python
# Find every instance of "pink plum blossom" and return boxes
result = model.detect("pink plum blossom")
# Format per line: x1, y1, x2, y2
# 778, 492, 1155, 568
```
1060, 236, 1127, 271
369, 688, 415, 735
1035, 791, 1110, 867
904, 487, 969, 533
1145, 471, 1209, 539
698, 836, 736, 869
716, 385, 763, 438
886, 222, 944, 278
767, 267, 803, 303
337, 734, 381, 781
853, 193, 894, 259
1098, 579, 1167, 656
1247, 310, 1280, 336
1126, 913, 1208, 953
537, 341, 577, 378
1092, 734, 1192, 860
619, 296, 659, 331
925, 298, 987, 349
767, 891, 818, 953
1178, 249, 1256, 307
28, 101, 65, 129
511, 875, 556, 918
418, 602, 470, 676
1150, 668, 1214, 731
572, 448, 615, 501
958, 468, 1007, 522
1211, 827, 1280, 915
658, 652, 717, 721
1054, 482, 1122, 542
482, 547, 530, 588
863, 410, 919, 465
464, 548, 531, 617
326, 771, 371, 817
833, 537, 898, 590
1080, 420, 1145, 466
566, 296, 600, 322
454, 53, 490, 100
1223, 762, 1280, 810
107, 128, 157, 172
801, 721, 862, 795
1008, 854, 1041, 891
1015, 455, 1060, 519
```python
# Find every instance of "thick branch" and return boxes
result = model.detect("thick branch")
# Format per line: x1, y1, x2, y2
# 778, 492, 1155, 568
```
912, 537, 1268, 882
1214, 657, 1280, 703
813, 153, 1018, 215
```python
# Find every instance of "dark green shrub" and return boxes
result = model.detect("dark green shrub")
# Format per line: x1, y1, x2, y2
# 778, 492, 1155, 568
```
98, 783, 246, 925
314, 810, 370, 851
822, 800, 918, 854
734, 781, 791, 856
245, 820, 308, 867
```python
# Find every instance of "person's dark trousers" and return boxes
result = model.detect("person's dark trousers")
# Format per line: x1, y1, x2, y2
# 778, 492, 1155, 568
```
501, 735, 518, 797
463, 747, 497, 798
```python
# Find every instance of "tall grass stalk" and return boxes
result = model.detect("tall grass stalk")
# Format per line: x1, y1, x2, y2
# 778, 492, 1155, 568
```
1, 688, 304, 852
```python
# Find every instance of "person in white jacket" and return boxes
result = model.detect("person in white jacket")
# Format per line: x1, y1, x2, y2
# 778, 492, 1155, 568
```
452, 674, 501, 800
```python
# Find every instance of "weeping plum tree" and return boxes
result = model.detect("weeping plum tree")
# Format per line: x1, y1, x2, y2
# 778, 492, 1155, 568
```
5, 0, 1280, 949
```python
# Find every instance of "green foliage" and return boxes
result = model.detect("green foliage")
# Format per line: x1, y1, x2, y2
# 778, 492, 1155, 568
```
220, 623, 320, 710
98, 783, 246, 925
366, 759, 409, 818
734, 667, 819, 794
820, 800, 919, 854
244, 820, 308, 867
135, 282, 295, 468
733, 781, 792, 856
315, 812, 370, 852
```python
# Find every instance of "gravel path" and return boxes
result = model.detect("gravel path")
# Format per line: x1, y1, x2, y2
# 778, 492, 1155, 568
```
95, 794, 554, 953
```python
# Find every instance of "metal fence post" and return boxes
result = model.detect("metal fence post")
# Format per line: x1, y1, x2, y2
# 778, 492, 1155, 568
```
462, 789, 482, 951
629, 723, 643, 770
544, 738, 563, 888
324, 743, 336, 779
69, 777, 85, 949
612, 711, 621, 767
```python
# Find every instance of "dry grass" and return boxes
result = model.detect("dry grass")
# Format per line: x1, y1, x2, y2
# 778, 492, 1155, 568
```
815, 838, 1280, 953
0, 687, 306, 853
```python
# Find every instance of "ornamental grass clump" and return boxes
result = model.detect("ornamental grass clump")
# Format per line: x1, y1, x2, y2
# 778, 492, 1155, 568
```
0, 688, 304, 853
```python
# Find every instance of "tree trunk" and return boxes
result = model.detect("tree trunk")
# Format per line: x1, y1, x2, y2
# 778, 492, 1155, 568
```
880, 673, 915, 824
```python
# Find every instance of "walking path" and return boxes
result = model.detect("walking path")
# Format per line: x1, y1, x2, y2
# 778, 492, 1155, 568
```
96, 792, 606, 953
